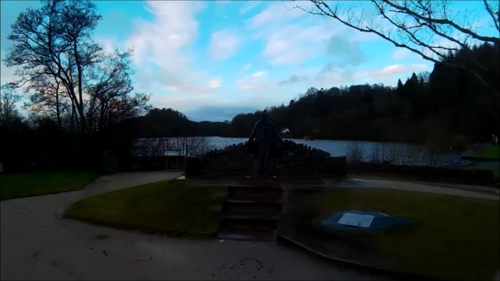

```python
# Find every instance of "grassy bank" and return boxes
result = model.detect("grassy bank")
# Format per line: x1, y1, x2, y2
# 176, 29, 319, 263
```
0, 171, 101, 200
285, 188, 499, 280
463, 165, 500, 178
463, 145, 500, 178
473, 145, 500, 159
65, 180, 226, 236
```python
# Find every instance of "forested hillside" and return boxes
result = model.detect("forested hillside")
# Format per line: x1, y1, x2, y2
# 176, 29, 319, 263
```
224, 43, 499, 146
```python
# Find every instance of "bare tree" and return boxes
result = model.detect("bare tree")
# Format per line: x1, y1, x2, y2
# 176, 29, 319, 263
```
171, 136, 212, 157
85, 50, 151, 133
345, 142, 366, 164
417, 71, 431, 84
0, 87, 21, 126
5, 0, 151, 135
4, 0, 103, 134
297, 0, 499, 98
134, 138, 170, 158
25, 75, 69, 130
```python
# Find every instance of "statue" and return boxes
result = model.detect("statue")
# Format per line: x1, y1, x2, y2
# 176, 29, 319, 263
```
247, 110, 283, 175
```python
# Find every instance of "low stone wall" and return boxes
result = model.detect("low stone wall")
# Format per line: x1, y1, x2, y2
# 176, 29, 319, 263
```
185, 140, 346, 179
461, 155, 500, 162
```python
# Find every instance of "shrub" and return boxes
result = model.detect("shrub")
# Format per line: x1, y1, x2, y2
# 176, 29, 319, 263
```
346, 143, 366, 164
449, 134, 470, 152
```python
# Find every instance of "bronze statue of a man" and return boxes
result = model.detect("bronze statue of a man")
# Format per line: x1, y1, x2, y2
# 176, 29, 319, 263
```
248, 110, 282, 175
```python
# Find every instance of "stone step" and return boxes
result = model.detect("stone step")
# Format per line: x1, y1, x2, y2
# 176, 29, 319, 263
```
224, 203, 282, 213
221, 218, 278, 229
221, 204, 282, 220
282, 179, 326, 187
229, 181, 284, 190
227, 189, 283, 204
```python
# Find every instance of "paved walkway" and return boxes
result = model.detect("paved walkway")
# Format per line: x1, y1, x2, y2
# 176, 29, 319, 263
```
1, 171, 392, 280
327, 178, 500, 200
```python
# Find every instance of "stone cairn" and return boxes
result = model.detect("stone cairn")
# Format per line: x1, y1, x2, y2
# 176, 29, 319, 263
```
192, 140, 346, 178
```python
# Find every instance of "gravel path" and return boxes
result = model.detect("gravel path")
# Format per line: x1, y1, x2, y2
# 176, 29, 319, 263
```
1, 171, 392, 281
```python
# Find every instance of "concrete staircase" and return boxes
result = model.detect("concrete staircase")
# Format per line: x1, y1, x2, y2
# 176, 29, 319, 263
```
216, 178, 285, 241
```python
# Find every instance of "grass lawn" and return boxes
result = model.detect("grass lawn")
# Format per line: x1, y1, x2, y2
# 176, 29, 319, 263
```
306, 188, 499, 281
0, 171, 101, 200
463, 165, 500, 178
65, 180, 226, 237
472, 145, 500, 159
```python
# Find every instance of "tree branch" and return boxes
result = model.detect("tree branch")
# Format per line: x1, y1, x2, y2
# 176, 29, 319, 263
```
482, 0, 500, 32
298, 0, 499, 99
381, 0, 499, 44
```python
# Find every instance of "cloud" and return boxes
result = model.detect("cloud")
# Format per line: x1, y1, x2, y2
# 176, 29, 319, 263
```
239, 1, 262, 15
325, 35, 367, 66
258, 23, 340, 65
251, 71, 267, 77
95, 36, 119, 54
245, 1, 383, 68
240, 63, 252, 72
278, 75, 308, 86
247, 2, 346, 66
185, 105, 259, 122
124, 1, 218, 95
349, 32, 380, 43
207, 79, 222, 89
291, 62, 424, 89
0, 62, 19, 86
319, 62, 335, 74
392, 48, 412, 60
208, 30, 240, 61
317, 71, 354, 85
315, 63, 355, 85
148, 93, 216, 113
236, 72, 275, 93
356, 64, 428, 81
246, 2, 304, 28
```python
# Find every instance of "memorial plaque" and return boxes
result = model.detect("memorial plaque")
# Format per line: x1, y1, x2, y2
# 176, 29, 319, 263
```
338, 213, 375, 228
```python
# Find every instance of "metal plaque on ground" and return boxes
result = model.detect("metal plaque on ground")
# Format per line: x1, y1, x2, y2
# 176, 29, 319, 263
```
337, 213, 375, 228
319, 210, 415, 233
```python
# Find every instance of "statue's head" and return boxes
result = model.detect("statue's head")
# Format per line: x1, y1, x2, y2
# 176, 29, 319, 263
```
261, 110, 268, 120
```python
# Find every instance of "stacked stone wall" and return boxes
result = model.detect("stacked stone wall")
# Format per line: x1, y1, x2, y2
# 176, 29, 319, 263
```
186, 140, 346, 178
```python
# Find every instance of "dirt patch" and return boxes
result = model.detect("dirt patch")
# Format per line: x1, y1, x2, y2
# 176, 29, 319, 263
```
95, 234, 110, 241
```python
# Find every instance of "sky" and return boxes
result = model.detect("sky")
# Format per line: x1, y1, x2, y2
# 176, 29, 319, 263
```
1, 1, 497, 121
